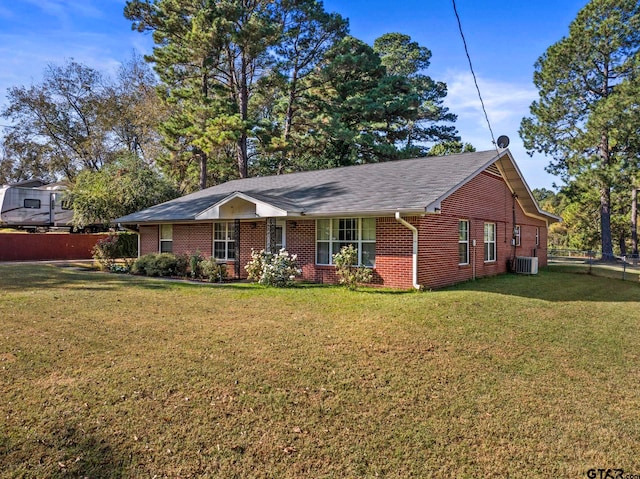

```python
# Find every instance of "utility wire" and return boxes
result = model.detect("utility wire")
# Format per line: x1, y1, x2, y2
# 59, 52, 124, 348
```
452, 0, 498, 153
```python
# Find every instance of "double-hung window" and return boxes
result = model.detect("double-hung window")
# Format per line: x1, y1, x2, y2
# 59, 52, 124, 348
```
316, 218, 376, 267
484, 223, 496, 262
459, 220, 469, 265
514, 225, 521, 246
160, 224, 173, 253
214, 222, 236, 260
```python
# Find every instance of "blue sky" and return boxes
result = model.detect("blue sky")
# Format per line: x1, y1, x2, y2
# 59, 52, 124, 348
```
0, 0, 589, 189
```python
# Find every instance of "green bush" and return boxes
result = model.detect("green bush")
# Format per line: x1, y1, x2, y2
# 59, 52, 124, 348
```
333, 244, 373, 290
188, 251, 204, 278
92, 232, 139, 271
132, 253, 188, 277
199, 257, 227, 283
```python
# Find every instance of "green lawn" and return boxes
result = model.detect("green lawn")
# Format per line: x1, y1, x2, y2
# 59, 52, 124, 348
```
1, 265, 639, 478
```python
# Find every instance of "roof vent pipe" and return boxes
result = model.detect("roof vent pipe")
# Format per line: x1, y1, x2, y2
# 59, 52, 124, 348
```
395, 212, 420, 290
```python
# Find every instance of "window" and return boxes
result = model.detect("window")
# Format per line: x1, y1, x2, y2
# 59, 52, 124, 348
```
316, 218, 376, 267
535, 227, 540, 246
484, 223, 496, 262
160, 224, 173, 253
514, 225, 521, 246
459, 220, 469, 265
214, 222, 236, 260
24, 198, 41, 209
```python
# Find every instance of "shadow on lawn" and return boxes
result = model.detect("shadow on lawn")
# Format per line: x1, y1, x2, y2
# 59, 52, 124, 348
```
446, 268, 640, 303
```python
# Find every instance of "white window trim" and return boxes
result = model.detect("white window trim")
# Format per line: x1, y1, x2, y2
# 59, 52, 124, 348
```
315, 218, 376, 267
535, 227, 540, 246
159, 224, 173, 253
459, 219, 469, 265
484, 222, 496, 263
514, 225, 521, 247
213, 222, 236, 261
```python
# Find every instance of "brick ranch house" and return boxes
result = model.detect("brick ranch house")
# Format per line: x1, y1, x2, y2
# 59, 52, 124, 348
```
116, 149, 560, 289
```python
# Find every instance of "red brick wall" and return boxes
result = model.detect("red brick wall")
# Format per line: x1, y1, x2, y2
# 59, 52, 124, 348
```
139, 225, 159, 256
0, 233, 110, 261
417, 172, 548, 289
173, 224, 213, 257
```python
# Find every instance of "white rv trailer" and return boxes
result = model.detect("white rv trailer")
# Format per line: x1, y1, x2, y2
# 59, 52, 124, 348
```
0, 180, 73, 229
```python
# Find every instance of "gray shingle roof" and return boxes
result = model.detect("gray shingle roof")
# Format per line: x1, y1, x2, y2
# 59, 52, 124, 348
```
116, 149, 555, 224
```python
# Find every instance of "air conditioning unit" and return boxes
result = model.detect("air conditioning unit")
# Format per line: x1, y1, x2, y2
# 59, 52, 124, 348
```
514, 256, 538, 275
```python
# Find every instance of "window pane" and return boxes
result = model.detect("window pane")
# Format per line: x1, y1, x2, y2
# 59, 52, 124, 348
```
227, 242, 236, 260
331, 219, 340, 240
214, 223, 225, 240
339, 218, 358, 241
485, 243, 490, 262
24, 198, 41, 209
227, 222, 236, 240
459, 220, 468, 241
214, 242, 226, 259
317, 219, 330, 241
459, 243, 468, 264
160, 241, 172, 253
362, 218, 376, 241
361, 242, 376, 267
161, 224, 172, 240
317, 242, 330, 264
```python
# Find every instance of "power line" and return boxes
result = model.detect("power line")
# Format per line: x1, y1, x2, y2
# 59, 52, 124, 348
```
451, 0, 498, 152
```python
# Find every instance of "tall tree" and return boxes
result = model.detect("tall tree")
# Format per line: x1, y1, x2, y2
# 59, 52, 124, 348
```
125, 0, 281, 187
374, 33, 458, 156
520, 0, 640, 260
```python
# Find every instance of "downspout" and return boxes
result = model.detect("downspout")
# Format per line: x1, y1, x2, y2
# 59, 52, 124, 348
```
395, 212, 420, 289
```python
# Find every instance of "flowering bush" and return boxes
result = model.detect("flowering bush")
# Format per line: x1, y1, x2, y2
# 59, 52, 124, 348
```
245, 249, 301, 287
333, 244, 373, 289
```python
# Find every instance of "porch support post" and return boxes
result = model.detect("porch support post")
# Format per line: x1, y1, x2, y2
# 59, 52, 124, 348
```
267, 217, 277, 253
234, 218, 241, 278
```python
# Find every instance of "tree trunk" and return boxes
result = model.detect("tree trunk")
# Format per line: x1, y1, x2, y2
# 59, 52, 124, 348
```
237, 55, 249, 178
196, 148, 207, 190
632, 183, 638, 258
600, 185, 614, 260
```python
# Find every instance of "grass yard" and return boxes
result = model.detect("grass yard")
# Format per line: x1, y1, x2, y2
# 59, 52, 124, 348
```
1, 265, 640, 478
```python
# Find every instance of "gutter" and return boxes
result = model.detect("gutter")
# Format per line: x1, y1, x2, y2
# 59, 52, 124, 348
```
394, 212, 420, 290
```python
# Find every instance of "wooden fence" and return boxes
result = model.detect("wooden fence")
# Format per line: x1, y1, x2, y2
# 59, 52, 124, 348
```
0, 233, 110, 261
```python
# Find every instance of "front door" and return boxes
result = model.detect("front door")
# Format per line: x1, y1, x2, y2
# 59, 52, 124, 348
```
266, 219, 286, 253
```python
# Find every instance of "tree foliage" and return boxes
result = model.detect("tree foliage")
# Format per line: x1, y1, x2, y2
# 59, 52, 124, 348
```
68, 154, 179, 228
520, 0, 640, 260
0, 56, 165, 183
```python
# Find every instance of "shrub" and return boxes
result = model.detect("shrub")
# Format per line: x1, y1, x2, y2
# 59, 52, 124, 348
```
199, 257, 227, 283
333, 244, 373, 289
92, 232, 139, 272
245, 249, 301, 287
92, 234, 120, 271
188, 251, 204, 278
132, 253, 188, 277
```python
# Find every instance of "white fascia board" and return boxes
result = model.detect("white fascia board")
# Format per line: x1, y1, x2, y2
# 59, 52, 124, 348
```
195, 191, 292, 220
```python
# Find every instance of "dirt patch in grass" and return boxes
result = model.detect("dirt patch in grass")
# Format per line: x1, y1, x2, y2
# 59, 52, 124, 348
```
1, 265, 639, 477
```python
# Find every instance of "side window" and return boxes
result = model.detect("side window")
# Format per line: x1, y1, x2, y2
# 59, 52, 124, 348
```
459, 220, 469, 265
160, 224, 173, 253
484, 223, 496, 262
24, 199, 41, 209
